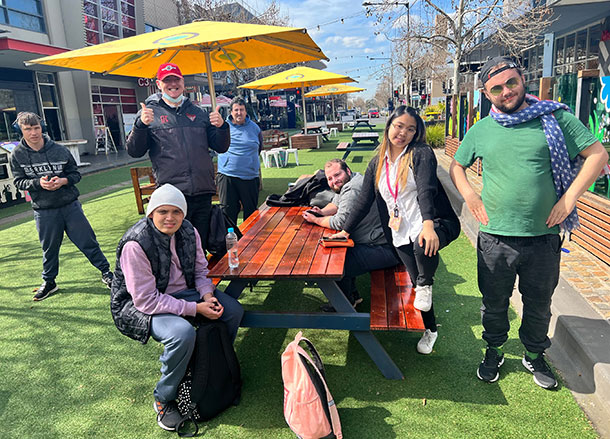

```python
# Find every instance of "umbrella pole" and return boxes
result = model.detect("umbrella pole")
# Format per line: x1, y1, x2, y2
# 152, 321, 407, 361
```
301, 85, 307, 135
204, 51, 217, 110
332, 97, 336, 123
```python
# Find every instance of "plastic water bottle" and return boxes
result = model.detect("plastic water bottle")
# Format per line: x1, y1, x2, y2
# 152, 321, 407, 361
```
226, 228, 239, 269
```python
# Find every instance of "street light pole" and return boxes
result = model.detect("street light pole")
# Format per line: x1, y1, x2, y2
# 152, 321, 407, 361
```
368, 56, 394, 107
363, 1, 409, 107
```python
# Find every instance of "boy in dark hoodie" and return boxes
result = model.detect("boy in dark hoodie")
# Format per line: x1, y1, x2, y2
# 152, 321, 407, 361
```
9, 112, 113, 301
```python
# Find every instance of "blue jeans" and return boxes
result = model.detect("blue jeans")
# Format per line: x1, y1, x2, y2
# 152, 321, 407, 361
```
34, 200, 110, 281
477, 232, 561, 353
149, 288, 243, 403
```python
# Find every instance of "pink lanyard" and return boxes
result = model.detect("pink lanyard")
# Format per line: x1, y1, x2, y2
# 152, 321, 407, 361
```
385, 157, 399, 211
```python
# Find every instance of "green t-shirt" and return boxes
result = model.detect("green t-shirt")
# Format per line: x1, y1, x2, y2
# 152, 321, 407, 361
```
454, 110, 597, 236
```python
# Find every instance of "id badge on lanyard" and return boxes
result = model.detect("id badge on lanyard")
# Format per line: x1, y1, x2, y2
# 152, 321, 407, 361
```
385, 158, 401, 231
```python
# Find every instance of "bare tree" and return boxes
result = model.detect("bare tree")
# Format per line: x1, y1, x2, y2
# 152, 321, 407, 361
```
365, 0, 555, 134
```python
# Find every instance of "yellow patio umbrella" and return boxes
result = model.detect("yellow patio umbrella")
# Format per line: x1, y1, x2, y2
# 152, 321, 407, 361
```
305, 84, 365, 122
25, 21, 327, 108
239, 66, 355, 133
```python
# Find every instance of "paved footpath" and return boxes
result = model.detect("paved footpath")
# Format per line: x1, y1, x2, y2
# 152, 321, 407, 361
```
436, 149, 610, 437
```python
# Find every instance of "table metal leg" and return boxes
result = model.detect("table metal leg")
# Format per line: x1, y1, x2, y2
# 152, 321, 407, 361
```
224, 279, 250, 299
317, 280, 404, 380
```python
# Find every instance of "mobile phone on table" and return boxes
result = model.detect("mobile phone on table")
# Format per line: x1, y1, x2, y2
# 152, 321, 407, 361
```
322, 236, 347, 242
306, 209, 324, 217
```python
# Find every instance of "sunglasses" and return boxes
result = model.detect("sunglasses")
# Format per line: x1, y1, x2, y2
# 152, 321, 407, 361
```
489, 77, 520, 96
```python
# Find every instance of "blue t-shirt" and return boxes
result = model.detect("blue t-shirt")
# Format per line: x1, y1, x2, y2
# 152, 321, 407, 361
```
218, 116, 261, 180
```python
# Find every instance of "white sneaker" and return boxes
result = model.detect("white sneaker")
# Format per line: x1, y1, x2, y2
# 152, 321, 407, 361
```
413, 285, 433, 312
417, 329, 438, 354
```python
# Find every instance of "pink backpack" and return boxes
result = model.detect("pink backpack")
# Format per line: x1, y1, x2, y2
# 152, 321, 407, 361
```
281, 331, 343, 439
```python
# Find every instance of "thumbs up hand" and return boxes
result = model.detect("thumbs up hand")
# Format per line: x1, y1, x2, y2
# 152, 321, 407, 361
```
209, 104, 224, 127
140, 102, 154, 126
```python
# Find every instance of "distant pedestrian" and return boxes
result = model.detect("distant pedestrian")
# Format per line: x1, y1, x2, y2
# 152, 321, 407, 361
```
450, 56, 608, 389
10, 112, 113, 301
216, 96, 263, 224
126, 62, 230, 252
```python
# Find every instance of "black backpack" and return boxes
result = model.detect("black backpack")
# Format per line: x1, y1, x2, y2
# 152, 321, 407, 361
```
176, 319, 241, 437
206, 205, 242, 257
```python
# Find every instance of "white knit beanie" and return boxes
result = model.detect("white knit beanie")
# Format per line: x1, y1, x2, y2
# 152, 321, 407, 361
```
146, 184, 188, 217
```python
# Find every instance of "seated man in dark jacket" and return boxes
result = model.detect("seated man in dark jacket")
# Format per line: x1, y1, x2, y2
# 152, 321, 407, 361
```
110, 184, 243, 432
126, 62, 230, 252
10, 112, 113, 300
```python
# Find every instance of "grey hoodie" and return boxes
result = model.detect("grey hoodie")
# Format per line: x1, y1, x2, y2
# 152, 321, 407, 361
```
10, 135, 81, 210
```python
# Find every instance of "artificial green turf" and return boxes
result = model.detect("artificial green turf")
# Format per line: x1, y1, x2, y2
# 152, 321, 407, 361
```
0, 125, 598, 438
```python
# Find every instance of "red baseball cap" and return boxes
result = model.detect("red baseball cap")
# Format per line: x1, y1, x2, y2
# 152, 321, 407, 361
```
157, 63, 183, 81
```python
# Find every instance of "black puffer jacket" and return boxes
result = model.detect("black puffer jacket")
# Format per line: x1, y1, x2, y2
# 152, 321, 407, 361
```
126, 93, 230, 196
10, 136, 81, 210
110, 217, 197, 344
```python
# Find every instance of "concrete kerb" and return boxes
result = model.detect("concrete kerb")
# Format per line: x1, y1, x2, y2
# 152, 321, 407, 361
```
438, 165, 610, 436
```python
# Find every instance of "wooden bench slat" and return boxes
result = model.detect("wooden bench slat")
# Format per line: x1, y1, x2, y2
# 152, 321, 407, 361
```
258, 209, 304, 277
240, 207, 302, 277
370, 265, 425, 332
209, 206, 280, 276
370, 270, 389, 330
385, 268, 405, 330
275, 216, 313, 276
336, 142, 350, 151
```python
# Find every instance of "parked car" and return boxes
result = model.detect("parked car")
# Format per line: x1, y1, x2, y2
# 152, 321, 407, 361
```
368, 108, 380, 118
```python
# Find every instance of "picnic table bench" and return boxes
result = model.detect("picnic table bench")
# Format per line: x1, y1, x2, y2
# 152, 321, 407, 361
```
261, 129, 288, 149
302, 124, 329, 142
208, 205, 420, 379
352, 118, 375, 132
339, 132, 380, 159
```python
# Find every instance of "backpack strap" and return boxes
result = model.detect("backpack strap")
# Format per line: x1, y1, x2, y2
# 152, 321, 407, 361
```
296, 337, 343, 439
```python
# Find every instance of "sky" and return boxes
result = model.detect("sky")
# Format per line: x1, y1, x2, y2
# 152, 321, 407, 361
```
242, 0, 410, 102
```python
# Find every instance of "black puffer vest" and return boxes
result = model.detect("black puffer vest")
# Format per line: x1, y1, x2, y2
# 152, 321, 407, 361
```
110, 217, 197, 344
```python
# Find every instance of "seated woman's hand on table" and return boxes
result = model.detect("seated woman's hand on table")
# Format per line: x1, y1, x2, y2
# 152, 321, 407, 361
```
327, 230, 350, 240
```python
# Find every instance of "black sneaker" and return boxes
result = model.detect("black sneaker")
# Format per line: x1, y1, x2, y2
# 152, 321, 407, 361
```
101, 271, 114, 289
33, 280, 58, 301
154, 399, 184, 431
522, 353, 558, 389
477, 347, 504, 383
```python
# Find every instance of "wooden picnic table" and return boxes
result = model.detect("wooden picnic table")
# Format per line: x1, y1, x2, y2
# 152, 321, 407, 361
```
207, 205, 405, 379
351, 118, 375, 132
341, 132, 380, 160
301, 124, 329, 142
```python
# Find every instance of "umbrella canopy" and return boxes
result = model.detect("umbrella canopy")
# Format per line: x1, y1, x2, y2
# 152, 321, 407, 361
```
304, 84, 365, 97
240, 66, 355, 132
239, 66, 354, 90
25, 21, 327, 108
305, 84, 365, 123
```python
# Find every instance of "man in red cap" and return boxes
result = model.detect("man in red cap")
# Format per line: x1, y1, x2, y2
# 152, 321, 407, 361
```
127, 62, 230, 252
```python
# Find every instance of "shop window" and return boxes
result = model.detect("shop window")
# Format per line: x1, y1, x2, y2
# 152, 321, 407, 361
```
554, 38, 564, 66
564, 34, 575, 64
39, 86, 57, 107
84, 15, 98, 31
121, 2, 135, 17
119, 88, 135, 96
576, 30, 587, 62
85, 0, 136, 45
86, 30, 100, 45
84, 1, 98, 17
588, 25, 601, 60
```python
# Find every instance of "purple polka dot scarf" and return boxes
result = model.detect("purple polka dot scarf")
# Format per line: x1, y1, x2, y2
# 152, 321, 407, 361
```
490, 94, 580, 232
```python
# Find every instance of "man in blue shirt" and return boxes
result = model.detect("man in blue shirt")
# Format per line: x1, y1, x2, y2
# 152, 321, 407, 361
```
217, 97, 264, 224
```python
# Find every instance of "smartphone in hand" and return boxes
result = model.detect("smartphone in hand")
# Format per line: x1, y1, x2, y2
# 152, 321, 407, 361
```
322, 236, 348, 242
306, 209, 324, 218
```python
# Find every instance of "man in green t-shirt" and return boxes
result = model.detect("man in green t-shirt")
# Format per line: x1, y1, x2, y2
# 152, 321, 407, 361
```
450, 56, 608, 389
